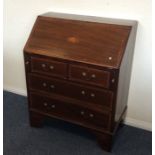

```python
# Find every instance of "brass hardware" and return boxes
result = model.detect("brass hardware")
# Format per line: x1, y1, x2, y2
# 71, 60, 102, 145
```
42, 64, 46, 68
89, 113, 94, 118
51, 104, 56, 108
50, 85, 55, 89
43, 102, 48, 106
80, 111, 85, 115
25, 61, 29, 65
111, 78, 115, 83
90, 93, 95, 98
91, 74, 96, 78
50, 65, 54, 70
43, 82, 47, 87
82, 72, 87, 76
108, 57, 112, 60
81, 90, 86, 95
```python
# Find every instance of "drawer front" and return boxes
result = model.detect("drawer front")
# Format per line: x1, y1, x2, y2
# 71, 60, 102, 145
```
31, 57, 67, 78
30, 93, 111, 130
28, 74, 113, 109
69, 65, 110, 88
68, 83, 113, 109
28, 74, 69, 97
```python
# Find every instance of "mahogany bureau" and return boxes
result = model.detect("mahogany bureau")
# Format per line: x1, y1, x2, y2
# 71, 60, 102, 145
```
23, 12, 137, 151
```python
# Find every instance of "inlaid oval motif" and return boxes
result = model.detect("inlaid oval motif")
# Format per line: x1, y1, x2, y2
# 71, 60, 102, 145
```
67, 37, 79, 44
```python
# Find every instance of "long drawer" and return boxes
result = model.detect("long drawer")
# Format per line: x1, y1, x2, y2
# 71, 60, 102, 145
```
28, 74, 113, 109
30, 93, 111, 130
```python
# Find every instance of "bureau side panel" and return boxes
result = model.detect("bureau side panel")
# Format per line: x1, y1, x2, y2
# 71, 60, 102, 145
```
115, 22, 138, 122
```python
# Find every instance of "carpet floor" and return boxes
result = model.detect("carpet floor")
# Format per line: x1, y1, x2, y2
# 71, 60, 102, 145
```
3, 91, 152, 155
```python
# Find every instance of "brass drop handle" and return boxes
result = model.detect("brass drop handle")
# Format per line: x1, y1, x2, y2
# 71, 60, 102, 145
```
91, 74, 96, 78
41, 64, 46, 68
42, 82, 47, 87
25, 61, 29, 65
111, 78, 115, 83
51, 104, 56, 109
50, 85, 55, 89
43, 102, 48, 106
90, 93, 95, 98
81, 90, 86, 95
80, 111, 85, 115
50, 65, 54, 70
82, 72, 87, 77
89, 113, 94, 118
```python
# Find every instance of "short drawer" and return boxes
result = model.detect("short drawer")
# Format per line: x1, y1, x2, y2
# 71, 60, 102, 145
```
28, 74, 113, 109
69, 65, 110, 88
30, 56, 67, 78
30, 93, 111, 130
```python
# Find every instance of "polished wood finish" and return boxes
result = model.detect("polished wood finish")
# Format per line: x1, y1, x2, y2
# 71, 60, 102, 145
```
24, 12, 137, 152
93, 130, 113, 151
28, 74, 113, 109
30, 92, 111, 130
31, 56, 68, 79
29, 111, 45, 127
69, 64, 110, 88
24, 15, 131, 69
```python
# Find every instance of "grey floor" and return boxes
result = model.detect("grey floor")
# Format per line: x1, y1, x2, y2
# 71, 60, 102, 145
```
4, 91, 152, 155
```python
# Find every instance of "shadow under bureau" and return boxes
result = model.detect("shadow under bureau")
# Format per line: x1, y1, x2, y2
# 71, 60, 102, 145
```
23, 12, 137, 151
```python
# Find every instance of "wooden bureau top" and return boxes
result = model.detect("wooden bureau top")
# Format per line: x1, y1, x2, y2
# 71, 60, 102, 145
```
24, 12, 135, 69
